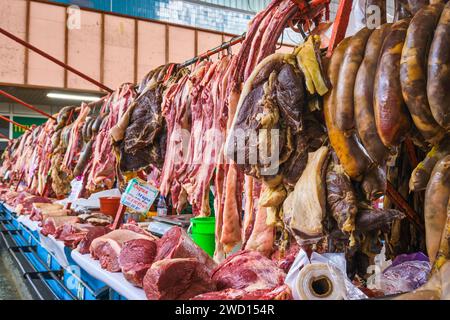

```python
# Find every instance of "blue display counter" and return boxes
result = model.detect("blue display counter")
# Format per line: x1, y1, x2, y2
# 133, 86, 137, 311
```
0, 202, 126, 300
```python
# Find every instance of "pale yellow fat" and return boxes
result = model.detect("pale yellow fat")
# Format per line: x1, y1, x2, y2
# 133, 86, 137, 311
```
282, 146, 329, 237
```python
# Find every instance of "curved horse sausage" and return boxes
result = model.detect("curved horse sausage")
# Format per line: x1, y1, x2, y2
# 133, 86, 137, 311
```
425, 155, 450, 266
324, 38, 372, 180
428, 1, 450, 130
334, 28, 373, 133
354, 23, 392, 165
400, 4, 446, 144
374, 19, 412, 148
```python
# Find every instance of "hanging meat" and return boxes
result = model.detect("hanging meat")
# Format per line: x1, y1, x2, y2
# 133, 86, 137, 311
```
86, 84, 135, 193
400, 3, 446, 145
116, 65, 175, 180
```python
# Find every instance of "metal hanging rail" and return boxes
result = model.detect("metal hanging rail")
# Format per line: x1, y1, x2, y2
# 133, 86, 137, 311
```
0, 89, 56, 120
0, 114, 31, 131
0, 132, 11, 141
0, 27, 113, 93
178, 33, 246, 69
326, 0, 353, 57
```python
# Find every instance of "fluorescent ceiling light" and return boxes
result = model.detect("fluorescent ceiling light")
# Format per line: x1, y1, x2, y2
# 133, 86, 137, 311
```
47, 92, 101, 102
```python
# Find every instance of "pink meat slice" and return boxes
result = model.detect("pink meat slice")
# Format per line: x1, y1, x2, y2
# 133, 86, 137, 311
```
191, 284, 292, 300
120, 223, 157, 239
77, 226, 111, 254
155, 226, 216, 272
118, 238, 157, 288
40, 216, 79, 236
212, 250, 286, 292
143, 258, 216, 300
90, 229, 154, 272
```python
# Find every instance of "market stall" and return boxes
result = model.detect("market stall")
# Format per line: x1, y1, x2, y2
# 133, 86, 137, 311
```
0, 0, 449, 301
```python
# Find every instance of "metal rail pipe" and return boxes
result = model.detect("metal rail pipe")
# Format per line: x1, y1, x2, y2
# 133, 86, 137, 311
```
0, 89, 56, 120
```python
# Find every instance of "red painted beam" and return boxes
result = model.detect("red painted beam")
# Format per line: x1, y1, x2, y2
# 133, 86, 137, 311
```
112, 204, 127, 230
0, 89, 56, 120
0, 132, 10, 141
386, 182, 424, 233
0, 114, 31, 132
326, 0, 353, 57
0, 27, 113, 93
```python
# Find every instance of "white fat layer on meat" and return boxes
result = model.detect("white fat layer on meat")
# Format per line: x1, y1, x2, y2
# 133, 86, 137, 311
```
283, 146, 329, 238
90, 229, 154, 252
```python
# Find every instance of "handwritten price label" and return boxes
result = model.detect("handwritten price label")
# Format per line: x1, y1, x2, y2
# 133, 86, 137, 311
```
68, 177, 83, 202
120, 178, 159, 214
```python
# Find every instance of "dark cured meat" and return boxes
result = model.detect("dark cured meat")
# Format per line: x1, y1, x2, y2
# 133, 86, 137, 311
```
226, 54, 306, 184
374, 19, 412, 148
324, 38, 372, 180
361, 165, 387, 201
356, 208, 405, 232
334, 27, 373, 132
354, 23, 391, 165
281, 116, 326, 187
120, 65, 171, 173
400, 4, 446, 144
427, 1, 450, 130
326, 156, 358, 233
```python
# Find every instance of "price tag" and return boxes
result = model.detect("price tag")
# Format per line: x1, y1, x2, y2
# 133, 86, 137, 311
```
120, 178, 159, 214
68, 177, 83, 202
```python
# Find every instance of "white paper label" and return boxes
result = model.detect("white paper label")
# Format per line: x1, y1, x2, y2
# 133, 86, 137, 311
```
120, 178, 159, 214
68, 177, 83, 202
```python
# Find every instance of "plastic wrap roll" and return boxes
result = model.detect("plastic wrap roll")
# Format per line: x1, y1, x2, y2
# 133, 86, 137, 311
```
296, 263, 346, 300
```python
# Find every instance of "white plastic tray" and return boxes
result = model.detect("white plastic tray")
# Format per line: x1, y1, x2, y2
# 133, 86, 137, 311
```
71, 250, 147, 300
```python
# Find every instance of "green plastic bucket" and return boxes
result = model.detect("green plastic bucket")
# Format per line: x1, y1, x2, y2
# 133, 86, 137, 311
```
189, 217, 215, 257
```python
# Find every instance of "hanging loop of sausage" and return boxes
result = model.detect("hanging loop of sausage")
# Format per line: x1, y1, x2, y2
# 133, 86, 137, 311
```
400, 3, 446, 145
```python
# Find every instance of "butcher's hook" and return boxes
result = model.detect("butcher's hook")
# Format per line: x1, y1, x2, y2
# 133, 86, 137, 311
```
276, 32, 284, 50
227, 45, 232, 56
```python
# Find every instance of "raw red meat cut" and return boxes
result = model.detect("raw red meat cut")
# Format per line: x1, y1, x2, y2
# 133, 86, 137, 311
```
61, 103, 91, 174
143, 258, 216, 300
40, 216, 79, 236
90, 229, 154, 272
191, 284, 292, 300
118, 238, 157, 287
54, 223, 94, 249
15, 196, 52, 215
77, 226, 110, 254
86, 84, 135, 193
244, 193, 275, 256
156, 227, 216, 271
121, 223, 157, 239
212, 250, 286, 292
29, 203, 65, 221
271, 242, 300, 273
